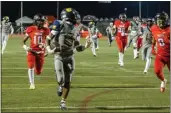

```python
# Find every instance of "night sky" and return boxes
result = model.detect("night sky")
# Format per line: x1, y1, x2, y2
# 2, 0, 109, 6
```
1, 1, 170, 22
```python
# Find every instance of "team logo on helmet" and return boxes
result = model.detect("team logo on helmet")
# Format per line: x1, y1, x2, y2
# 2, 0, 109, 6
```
66, 8, 72, 12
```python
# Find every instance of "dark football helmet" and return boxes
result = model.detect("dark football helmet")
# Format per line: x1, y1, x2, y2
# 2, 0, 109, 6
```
33, 14, 46, 28
146, 18, 153, 27
155, 12, 169, 28
60, 8, 78, 24
119, 13, 127, 22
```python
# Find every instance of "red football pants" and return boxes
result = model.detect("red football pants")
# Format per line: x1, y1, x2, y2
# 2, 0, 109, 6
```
27, 52, 44, 75
154, 55, 170, 81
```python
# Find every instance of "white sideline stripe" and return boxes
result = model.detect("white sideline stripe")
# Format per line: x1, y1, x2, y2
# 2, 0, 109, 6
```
2, 106, 169, 109
2, 76, 152, 78
2, 88, 163, 90
1, 67, 145, 74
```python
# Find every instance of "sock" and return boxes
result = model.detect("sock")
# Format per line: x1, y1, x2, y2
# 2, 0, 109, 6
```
118, 52, 121, 63
91, 45, 96, 55
133, 49, 137, 58
28, 68, 34, 85
144, 57, 152, 72
120, 53, 124, 64
61, 98, 66, 103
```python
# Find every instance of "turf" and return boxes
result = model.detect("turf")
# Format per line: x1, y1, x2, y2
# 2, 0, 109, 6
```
1, 36, 170, 112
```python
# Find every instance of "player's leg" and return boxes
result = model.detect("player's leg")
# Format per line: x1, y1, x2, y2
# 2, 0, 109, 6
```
60, 57, 75, 110
108, 34, 112, 46
166, 58, 170, 71
125, 35, 132, 51
91, 37, 97, 56
35, 54, 45, 75
95, 37, 99, 50
132, 35, 139, 59
27, 52, 36, 89
137, 37, 143, 58
54, 55, 65, 96
144, 46, 152, 74
154, 56, 167, 92
2, 34, 9, 54
116, 37, 124, 66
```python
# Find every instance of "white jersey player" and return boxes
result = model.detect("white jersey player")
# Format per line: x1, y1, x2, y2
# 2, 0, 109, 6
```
106, 22, 115, 46
1, 16, 14, 54
141, 18, 153, 74
75, 18, 88, 42
126, 16, 141, 59
87, 21, 99, 57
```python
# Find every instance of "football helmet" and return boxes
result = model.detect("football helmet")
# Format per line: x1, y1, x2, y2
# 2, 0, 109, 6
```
60, 8, 78, 24
33, 13, 46, 28
119, 13, 127, 22
133, 16, 140, 24
146, 18, 153, 27
155, 12, 169, 28
88, 21, 95, 28
2, 16, 9, 23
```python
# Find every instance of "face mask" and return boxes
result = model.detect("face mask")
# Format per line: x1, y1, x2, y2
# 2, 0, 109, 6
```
157, 19, 165, 28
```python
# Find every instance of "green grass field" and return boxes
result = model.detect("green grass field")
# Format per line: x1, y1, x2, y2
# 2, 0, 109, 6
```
1, 36, 170, 112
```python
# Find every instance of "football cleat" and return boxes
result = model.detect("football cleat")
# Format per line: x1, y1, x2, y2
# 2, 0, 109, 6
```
93, 54, 97, 57
160, 79, 167, 92
60, 101, 68, 111
143, 70, 147, 74
120, 62, 124, 67
57, 86, 63, 96
29, 84, 35, 90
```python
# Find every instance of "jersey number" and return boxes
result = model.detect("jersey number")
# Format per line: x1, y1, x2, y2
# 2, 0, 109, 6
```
118, 27, 125, 33
158, 38, 165, 46
33, 35, 42, 45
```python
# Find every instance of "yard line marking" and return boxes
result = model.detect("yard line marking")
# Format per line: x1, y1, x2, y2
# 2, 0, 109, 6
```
2, 75, 153, 78
2, 106, 169, 110
2, 88, 166, 90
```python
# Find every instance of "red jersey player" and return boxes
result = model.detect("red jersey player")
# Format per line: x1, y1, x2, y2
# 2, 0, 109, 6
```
22, 14, 50, 89
151, 12, 170, 92
113, 13, 130, 66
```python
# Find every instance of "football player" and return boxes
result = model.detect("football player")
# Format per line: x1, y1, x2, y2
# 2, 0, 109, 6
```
151, 12, 170, 92
1, 16, 14, 54
74, 11, 89, 42
125, 16, 141, 59
113, 13, 130, 66
22, 14, 50, 89
87, 21, 99, 57
46, 8, 91, 110
141, 18, 153, 74
106, 22, 115, 46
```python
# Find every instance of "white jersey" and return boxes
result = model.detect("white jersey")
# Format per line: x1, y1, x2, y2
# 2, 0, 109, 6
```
88, 25, 99, 38
106, 26, 114, 36
1, 21, 14, 35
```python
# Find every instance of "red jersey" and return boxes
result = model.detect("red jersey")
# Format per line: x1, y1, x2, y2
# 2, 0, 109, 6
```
151, 25, 170, 57
114, 20, 130, 38
26, 26, 50, 51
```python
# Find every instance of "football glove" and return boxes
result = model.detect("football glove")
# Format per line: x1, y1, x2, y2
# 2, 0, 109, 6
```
23, 45, 31, 51
46, 46, 56, 54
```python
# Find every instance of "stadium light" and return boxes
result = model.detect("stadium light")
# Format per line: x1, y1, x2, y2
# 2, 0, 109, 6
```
21, 1, 23, 34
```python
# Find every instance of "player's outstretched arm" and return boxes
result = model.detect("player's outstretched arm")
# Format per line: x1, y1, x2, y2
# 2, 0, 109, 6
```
74, 39, 91, 52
